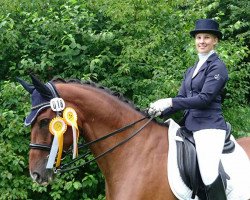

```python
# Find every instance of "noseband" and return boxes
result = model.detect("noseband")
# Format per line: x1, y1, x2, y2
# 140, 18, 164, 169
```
30, 143, 51, 151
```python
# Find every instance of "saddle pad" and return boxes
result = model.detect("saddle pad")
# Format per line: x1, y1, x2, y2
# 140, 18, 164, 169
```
165, 119, 250, 200
166, 119, 198, 200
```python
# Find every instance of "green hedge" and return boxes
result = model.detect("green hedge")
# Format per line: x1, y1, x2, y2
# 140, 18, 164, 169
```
0, 0, 249, 199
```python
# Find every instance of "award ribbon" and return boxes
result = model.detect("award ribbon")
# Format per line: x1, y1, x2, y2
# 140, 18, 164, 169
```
63, 107, 79, 159
49, 116, 67, 167
46, 136, 59, 169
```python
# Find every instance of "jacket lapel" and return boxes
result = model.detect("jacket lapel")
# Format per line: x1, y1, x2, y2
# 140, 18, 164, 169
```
192, 53, 218, 79
185, 63, 197, 91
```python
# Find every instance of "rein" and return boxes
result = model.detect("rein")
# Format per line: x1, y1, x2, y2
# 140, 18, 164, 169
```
78, 115, 149, 148
55, 115, 154, 174
29, 115, 154, 173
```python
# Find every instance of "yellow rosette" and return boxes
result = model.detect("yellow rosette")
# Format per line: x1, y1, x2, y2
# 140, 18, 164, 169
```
63, 107, 78, 128
63, 107, 79, 158
49, 116, 67, 167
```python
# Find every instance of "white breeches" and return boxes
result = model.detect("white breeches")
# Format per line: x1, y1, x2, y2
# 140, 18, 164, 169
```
193, 129, 226, 186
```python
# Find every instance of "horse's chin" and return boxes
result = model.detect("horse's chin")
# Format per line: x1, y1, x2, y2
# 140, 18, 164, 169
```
30, 168, 55, 185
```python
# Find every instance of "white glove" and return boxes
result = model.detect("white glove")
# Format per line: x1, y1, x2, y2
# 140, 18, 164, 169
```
148, 98, 172, 117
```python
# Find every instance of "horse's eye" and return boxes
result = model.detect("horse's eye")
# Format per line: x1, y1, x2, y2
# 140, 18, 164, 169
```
39, 119, 50, 129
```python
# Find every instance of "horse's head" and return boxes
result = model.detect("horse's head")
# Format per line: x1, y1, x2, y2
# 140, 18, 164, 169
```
18, 75, 77, 185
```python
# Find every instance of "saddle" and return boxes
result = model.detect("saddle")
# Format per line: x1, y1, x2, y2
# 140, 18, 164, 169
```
176, 123, 235, 199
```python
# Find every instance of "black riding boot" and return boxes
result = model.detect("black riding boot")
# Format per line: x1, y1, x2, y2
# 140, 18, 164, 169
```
205, 174, 227, 200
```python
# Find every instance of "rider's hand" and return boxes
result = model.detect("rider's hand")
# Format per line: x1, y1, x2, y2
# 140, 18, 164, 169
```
148, 98, 172, 117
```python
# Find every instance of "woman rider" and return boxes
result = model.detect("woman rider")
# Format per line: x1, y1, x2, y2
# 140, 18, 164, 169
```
148, 19, 228, 199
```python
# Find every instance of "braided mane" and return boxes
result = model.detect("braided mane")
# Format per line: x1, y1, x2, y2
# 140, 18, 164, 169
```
52, 77, 143, 113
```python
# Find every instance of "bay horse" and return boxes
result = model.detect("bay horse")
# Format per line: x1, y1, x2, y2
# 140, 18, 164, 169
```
18, 76, 250, 200
237, 137, 250, 159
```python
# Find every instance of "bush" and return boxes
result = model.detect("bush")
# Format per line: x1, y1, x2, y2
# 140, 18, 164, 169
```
0, 0, 249, 199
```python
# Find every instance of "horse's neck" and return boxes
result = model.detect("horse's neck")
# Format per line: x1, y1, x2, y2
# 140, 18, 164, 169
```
58, 83, 168, 179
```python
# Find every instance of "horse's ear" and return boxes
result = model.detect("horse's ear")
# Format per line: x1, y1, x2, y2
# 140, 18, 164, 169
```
16, 77, 35, 94
30, 74, 52, 99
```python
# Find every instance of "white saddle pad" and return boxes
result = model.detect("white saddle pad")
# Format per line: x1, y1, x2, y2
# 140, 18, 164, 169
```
166, 119, 250, 200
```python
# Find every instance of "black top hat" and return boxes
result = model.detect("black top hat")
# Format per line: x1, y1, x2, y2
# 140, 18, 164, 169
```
190, 19, 222, 39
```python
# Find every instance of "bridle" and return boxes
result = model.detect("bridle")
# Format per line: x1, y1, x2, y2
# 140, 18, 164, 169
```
29, 81, 154, 173
30, 143, 51, 151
